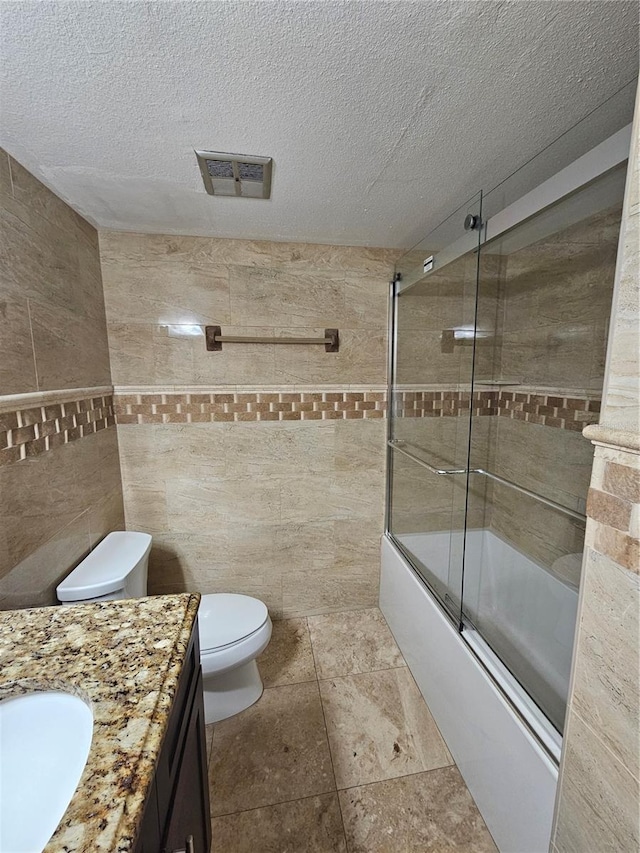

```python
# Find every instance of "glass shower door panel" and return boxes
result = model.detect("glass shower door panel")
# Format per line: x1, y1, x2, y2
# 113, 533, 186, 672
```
463, 166, 625, 733
389, 194, 482, 621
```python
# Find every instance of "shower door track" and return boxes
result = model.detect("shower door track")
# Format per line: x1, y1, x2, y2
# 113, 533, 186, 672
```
395, 122, 632, 296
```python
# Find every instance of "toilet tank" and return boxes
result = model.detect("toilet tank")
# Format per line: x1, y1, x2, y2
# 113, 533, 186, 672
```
56, 532, 153, 604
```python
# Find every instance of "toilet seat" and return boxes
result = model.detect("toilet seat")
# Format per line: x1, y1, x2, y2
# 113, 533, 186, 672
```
197, 593, 272, 679
198, 593, 269, 653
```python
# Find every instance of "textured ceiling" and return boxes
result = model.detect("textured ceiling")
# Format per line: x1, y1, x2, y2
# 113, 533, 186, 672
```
0, 0, 638, 248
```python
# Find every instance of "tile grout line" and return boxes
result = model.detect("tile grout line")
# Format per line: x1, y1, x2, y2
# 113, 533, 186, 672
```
336, 763, 458, 794
306, 616, 351, 852
209, 768, 477, 828
315, 662, 408, 682
26, 297, 40, 392
209, 788, 346, 821
262, 676, 318, 691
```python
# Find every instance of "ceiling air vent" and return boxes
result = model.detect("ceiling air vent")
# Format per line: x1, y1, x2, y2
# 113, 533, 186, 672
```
195, 150, 273, 199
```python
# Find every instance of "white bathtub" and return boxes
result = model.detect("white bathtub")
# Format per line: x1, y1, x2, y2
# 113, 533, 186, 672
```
397, 528, 579, 732
380, 531, 573, 853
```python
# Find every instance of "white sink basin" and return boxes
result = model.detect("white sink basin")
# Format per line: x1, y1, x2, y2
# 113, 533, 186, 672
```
0, 691, 93, 852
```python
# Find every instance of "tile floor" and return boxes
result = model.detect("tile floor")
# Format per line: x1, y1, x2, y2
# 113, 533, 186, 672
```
206, 607, 498, 852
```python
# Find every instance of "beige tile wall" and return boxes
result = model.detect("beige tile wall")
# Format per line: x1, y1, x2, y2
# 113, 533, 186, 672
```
0, 150, 124, 608
100, 232, 396, 387
553, 83, 640, 852
101, 232, 397, 615
495, 204, 622, 390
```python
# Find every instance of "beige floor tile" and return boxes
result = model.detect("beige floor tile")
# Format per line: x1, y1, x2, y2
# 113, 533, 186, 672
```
211, 794, 347, 853
339, 767, 498, 853
258, 618, 317, 688
209, 681, 335, 815
319, 668, 452, 789
308, 608, 404, 678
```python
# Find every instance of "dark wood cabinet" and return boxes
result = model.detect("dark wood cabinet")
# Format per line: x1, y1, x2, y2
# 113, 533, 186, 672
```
135, 618, 211, 853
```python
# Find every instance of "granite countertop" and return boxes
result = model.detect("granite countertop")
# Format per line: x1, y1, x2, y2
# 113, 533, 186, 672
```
0, 593, 201, 853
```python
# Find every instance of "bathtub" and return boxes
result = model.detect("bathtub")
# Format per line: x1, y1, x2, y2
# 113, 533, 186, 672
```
380, 530, 576, 853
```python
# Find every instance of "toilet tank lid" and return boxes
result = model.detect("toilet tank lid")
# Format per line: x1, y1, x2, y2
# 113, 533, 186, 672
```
56, 532, 152, 602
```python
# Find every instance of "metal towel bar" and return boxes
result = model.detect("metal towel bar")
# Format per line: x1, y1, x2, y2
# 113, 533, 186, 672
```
206, 326, 339, 352
388, 439, 586, 523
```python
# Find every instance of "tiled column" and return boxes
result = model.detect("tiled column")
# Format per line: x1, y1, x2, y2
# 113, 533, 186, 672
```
552, 83, 640, 852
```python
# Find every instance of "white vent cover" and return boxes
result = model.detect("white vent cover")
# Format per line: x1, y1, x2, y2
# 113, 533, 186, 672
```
195, 150, 273, 199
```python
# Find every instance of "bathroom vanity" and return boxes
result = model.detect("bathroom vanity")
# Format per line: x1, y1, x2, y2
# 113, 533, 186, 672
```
0, 593, 211, 853
135, 607, 210, 853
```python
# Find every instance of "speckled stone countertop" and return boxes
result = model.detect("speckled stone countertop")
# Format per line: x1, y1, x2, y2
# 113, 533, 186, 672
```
0, 593, 200, 853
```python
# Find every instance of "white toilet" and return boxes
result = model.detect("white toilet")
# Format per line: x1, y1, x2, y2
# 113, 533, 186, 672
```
56, 531, 272, 723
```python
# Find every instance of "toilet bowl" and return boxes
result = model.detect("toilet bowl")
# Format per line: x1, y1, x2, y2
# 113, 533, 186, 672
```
198, 593, 272, 723
56, 531, 272, 723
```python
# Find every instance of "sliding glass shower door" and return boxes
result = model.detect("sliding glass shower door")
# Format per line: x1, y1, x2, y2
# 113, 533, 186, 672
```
387, 160, 626, 741
388, 193, 483, 623
461, 164, 625, 735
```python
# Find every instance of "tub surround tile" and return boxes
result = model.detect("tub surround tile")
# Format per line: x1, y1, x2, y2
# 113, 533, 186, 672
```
258, 618, 317, 688
209, 680, 335, 815
319, 667, 453, 789
338, 767, 498, 853
572, 549, 640, 779
555, 712, 640, 853
308, 608, 404, 679
0, 593, 200, 852
554, 97, 639, 853
586, 487, 632, 531
603, 460, 640, 503
211, 794, 347, 853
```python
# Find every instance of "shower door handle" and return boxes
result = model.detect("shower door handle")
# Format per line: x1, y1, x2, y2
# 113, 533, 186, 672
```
387, 440, 469, 476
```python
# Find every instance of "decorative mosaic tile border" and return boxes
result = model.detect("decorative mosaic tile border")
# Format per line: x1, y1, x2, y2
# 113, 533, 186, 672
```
393, 390, 496, 418
586, 446, 640, 574
495, 390, 601, 431
114, 390, 387, 423
394, 389, 601, 431
0, 385, 603, 466
0, 394, 115, 466
113, 388, 600, 430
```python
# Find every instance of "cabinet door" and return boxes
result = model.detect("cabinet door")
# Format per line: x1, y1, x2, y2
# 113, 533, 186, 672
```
162, 672, 211, 853
134, 777, 161, 853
